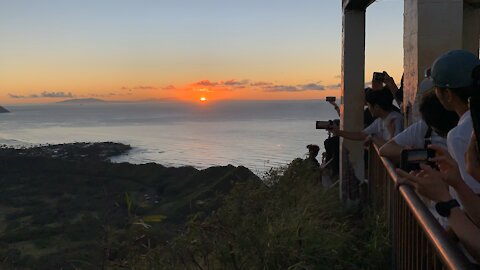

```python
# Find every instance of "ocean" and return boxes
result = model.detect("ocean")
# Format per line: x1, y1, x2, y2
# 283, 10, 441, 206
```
0, 100, 338, 175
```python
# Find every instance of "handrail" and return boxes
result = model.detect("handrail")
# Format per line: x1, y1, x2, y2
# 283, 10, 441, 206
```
370, 144, 474, 270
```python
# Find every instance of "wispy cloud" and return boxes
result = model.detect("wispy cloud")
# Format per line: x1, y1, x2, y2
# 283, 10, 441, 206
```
121, 86, 158, 91
8, 91, 74, 99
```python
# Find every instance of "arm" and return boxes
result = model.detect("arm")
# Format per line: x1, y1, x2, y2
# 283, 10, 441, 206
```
379, 140, 404, 163
452, 182, 480, 227
328, 101, 340, 117
448, 208, 480, 262
384, 72, 402, 107
335, 130, 368, 141
430, 143, 480, 227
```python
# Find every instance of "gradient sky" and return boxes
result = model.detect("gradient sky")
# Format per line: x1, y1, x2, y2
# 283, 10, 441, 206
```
0, 0, 404, 104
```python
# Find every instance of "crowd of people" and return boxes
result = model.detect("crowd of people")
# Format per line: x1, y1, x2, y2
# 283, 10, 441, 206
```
306, 49, 480, 263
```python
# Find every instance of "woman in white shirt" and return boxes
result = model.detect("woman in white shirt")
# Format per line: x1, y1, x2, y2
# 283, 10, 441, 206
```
379, 90, 458, 163
330, 87, 403, 146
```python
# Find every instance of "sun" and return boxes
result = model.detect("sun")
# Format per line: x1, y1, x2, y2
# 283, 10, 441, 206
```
200, 97, 207, 102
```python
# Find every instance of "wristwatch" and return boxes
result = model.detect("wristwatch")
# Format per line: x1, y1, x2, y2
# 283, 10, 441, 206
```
435, 199, 460, 217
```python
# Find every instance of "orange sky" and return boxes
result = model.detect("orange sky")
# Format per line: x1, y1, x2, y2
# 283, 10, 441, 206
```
0, 1, 404, 105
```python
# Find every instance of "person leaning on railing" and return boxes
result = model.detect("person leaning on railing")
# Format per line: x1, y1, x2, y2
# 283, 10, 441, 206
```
328, 87, 403, 147
396, 49, 480, 263
379, 86, 458, 163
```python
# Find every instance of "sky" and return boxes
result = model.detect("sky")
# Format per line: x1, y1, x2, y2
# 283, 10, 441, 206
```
0, 0, 404, 104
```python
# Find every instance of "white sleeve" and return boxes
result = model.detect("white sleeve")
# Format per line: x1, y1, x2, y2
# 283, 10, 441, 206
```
363, 119, 380, 135
393, 121, 425, 148
392, 115, 404, 137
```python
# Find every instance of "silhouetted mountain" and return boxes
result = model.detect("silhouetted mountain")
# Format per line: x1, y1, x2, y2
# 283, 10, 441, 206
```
0, 106, 10, 113
57, 98, 107, 104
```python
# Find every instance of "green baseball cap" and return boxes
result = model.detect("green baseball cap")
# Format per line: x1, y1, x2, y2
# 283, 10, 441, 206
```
429, 49, 480, 89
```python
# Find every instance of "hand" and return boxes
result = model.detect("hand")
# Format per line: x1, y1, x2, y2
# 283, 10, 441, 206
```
466, 133, 480, 182
383, 72, 396, 87
371, 80, 383, 90
428, 144, 464, 189
328, 122, 340, 136
396, 164, 452, 202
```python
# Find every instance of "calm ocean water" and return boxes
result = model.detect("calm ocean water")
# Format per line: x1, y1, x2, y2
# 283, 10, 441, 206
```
0, 100, 338, 175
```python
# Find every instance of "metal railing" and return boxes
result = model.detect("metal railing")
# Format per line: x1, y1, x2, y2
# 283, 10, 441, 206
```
368, 144, 475, 270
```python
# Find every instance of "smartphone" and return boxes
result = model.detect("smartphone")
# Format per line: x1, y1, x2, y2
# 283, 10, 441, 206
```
400, 149, 435, 172
373, 72, 385, 82
326, 96, 336, 102
469, 95, 480, 152
316, 120, 333, 129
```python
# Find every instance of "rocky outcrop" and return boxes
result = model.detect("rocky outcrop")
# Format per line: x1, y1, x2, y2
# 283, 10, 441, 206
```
0, 106, 9, 113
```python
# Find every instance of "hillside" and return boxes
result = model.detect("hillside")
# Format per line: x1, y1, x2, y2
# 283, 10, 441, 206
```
0, 143, 260, 270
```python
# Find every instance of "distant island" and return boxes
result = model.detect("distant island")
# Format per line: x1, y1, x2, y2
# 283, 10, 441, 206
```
56, 98, 107, 104
0, 106, 10, 113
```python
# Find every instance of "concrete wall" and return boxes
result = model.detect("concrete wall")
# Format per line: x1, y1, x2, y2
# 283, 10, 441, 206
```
403, 0, 480, 124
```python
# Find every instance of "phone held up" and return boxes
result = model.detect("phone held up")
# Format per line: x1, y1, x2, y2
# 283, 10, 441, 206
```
372, 71, 386, 83
325, 96, 336, 102
469, 95, 480, 152
316, 120, 333, 130
400, 149, 436, 172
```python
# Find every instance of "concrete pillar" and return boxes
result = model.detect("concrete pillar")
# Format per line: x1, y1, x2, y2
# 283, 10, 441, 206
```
404, 0, 480, 123
463, 3, 480, 57
340, 9, 366, 202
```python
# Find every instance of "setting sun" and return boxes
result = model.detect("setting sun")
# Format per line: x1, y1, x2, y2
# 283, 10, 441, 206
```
200, 97, 207, 102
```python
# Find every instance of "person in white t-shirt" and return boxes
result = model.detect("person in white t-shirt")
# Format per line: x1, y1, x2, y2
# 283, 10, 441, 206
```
330, 87, 403, 146
396, 49, 480, 262
379, 90, 458, 163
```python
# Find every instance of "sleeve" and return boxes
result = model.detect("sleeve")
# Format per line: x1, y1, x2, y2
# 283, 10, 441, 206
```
392, 115, 404, 137
393, 121, 424, 148
363, 119, 380, 135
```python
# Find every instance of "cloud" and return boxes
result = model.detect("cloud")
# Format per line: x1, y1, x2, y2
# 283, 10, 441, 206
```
40, 91, 74, 98
250, 82, 272, 87
192, 80, 218, 87
263, 85, 300, 92
327, 83, 341, 89
121, 86, 158, 91
162, 85, 176, 90
222, 79, 249, 86
8, 91, 74, 99
299, 83, 325, 91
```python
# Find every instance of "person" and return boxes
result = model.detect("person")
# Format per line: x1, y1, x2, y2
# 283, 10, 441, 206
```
427, 50, 480, 226
379, 88, 458, 163
330, 87, 403, 146
395, 49, 480, 261
305, 144, 320, 169
328, 89, 375, 127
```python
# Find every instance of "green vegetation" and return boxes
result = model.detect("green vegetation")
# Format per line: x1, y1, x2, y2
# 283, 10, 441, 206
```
0, 144, 390, 269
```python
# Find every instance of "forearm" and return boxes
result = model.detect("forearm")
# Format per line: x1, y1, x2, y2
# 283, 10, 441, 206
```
337, 130, 367, 141
379, 140, 403, 162
454, 182, 480, 227
448, 208, 480, 262
370, 135, 386, 147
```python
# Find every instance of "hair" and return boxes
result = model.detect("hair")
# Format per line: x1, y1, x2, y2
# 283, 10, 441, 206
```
307, 144, 320, 155
365, 87, 394, 111
420, 91, 459, 137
